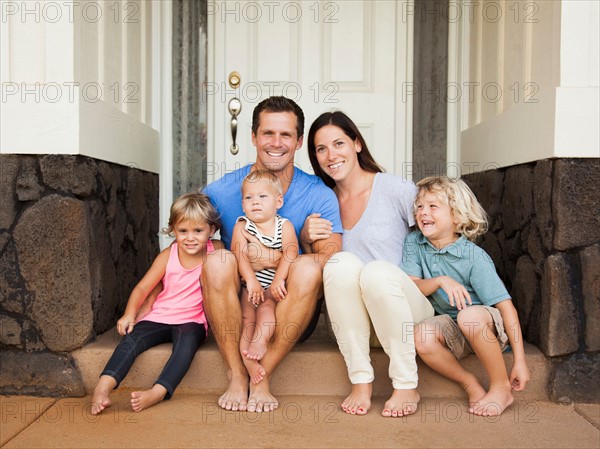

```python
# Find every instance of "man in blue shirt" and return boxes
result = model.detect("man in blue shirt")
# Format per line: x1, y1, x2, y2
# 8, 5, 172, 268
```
203, 96, 342, 413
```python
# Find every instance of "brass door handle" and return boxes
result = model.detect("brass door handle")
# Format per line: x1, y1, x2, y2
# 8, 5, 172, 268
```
228, 97, 242, 155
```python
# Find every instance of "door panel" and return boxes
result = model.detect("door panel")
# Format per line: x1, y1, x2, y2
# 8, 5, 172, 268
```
208, 0, 411, 181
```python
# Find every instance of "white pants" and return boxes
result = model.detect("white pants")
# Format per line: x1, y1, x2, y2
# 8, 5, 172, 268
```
323, 252, 435, 389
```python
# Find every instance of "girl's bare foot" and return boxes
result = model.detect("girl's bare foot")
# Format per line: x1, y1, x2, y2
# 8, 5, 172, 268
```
469, 385, 514, 416
382, 388, 420, 417
91, 386, 112, 415
130, 384, 167, 412
91, 375, 116, 415
242, 356, 266, 384
341, 383, 372, 415
243, 341, 268, 361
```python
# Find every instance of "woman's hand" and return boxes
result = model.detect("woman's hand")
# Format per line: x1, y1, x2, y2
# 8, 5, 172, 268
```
242, 229, 281, 271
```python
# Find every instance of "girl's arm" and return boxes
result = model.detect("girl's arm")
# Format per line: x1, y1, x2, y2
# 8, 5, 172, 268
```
270, 221, 299, 301
231, 221, 264, 304
409, 275, 472, 310
118, 247, 170, 335
495, 299, 530, 391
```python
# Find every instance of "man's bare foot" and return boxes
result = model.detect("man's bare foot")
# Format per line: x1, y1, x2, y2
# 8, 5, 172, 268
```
218, 375, 249, 411
382, 388, 420, 417
130, 385, 167, 412
91, 386, 112, 415
469, 386, 514, 416
247, 379, 278, 413
242, 356, 266, 384
341, 383, 372, 415
243, 342, 267, 360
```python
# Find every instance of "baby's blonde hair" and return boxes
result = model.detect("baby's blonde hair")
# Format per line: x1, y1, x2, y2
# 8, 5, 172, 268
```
415, 176, 488, 241
162, 192, 221, 236
242, 169, 283, 195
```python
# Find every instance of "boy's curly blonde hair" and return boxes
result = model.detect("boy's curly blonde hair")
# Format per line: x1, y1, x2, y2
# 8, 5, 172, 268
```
162, 192, 221, 236
415, 176, 488, 241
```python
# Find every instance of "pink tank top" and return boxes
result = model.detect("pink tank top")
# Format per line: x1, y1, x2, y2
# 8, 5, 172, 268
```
141, 240, 214, 330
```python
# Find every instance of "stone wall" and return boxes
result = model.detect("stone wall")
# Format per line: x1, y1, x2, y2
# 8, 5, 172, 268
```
0, 155, 159, 396
464, 158, 600, 402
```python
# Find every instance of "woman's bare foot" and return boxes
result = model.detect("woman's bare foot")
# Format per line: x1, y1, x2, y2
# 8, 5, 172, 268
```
90, 375, 116, 415
469, 385, 514, 416
242, 356, 266, 384
341, 383, 372, 415
382, 388, 420, 417
243, 342, 267, 360
218, 374, 249, 411
247, 379, 278, 413
130, 384, 167, 412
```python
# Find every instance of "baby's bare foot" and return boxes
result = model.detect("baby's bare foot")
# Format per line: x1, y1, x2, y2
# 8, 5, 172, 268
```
130, 385, 167, 412
341, 383, 372, 415
243, 342, 267, 361
90, 386, 112, 415
242, 356, 266, 384
469, 386, 514, 416
382, 388, 420, 417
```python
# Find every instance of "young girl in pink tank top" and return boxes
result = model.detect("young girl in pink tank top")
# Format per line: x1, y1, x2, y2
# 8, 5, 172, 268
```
91, 193, 222, 414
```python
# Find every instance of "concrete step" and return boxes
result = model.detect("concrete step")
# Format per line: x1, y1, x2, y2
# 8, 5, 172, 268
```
73, 317, 551, 401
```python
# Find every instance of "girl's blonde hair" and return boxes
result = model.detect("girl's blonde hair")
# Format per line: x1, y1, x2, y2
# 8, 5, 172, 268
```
162, 192, 221, 236
242, 169, 283, 195
415, 176, 488, 241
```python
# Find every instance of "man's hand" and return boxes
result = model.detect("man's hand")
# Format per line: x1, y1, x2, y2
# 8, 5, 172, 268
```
242, 228, 281, 271
300, 213, 333, 253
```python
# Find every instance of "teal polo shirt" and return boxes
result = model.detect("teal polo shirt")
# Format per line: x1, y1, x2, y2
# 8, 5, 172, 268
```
400, 231, 510, 319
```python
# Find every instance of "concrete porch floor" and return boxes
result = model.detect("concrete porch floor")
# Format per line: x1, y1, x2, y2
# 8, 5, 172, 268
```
1, 394, 599, 448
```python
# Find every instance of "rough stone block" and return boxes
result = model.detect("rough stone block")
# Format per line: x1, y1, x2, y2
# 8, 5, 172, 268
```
551, 352, 600, 403
0, 242, 27, 315
540, 254, 580, 356
40, 155, 98, 197
0, 350, 84, 397
581, 244, 600, 351
0, 315, 22, 347
511, 255, 539, 334
553, 159, 600, 251
502, 165, 534, 237
464, 169, 504, 232
16, 157, 43, 202
0, 156, 19, 230
526, 223, 546, 273
13, 195, 93, 351
533, 159, 554, 252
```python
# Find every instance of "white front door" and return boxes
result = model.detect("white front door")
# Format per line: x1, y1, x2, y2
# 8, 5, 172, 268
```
207, 0, 414, 181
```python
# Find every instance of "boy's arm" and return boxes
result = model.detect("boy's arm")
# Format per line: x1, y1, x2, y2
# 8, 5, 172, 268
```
495, 299, 530, 391
409, 275, 472, 310
270, 221, 299, 301
119, 248, 170, 335
231, 221, 263, 303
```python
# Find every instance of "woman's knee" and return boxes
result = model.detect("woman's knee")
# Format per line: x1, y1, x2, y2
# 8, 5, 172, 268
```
324, 251, 362, 279
359, 260, 401, 291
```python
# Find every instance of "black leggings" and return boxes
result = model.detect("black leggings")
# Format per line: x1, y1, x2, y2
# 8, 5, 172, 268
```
101, 321, 206, 399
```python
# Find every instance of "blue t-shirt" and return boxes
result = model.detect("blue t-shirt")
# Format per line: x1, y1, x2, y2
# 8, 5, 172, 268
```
400, 231, 510, 319
203, 164, 342, 251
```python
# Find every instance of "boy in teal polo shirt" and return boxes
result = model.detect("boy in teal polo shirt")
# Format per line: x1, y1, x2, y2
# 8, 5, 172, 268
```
401, 176, 530, 417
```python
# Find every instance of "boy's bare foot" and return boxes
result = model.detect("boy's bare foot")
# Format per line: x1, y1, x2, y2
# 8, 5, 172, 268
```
243, 342, 268, 360
247, 379, 278, 413
341, 383, 372, 415
469, 386, 514, 416
218, 374, 249, 411
461, 375, 487, 407
130, 385, 167, 412
91, 386, 112, 415
382, 388, 420, 417
242, 356, 266, 384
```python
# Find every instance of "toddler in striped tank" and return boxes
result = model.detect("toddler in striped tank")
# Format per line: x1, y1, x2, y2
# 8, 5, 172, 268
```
231, 170, 299, 384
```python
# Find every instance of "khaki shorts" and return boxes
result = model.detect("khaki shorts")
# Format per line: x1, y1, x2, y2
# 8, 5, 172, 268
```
422, 306, 509, 360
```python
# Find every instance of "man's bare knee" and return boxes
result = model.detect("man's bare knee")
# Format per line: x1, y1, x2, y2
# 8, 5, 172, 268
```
202, 250, 238, 287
